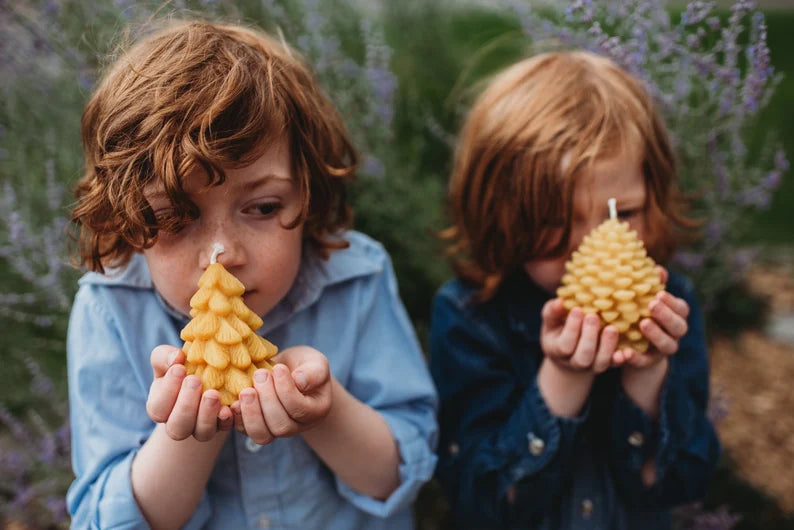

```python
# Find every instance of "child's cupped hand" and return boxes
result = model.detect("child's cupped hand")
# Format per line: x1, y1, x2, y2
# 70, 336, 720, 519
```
540, 299, 623, 374
230, 345, 332, 446
622, 266, 690, 370
146, 345, 234, 442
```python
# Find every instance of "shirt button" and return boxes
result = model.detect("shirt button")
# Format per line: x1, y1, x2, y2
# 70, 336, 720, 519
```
628, 431, 645, 447
581, 498, 594, 519
257, 515, 271, 529
527, 433, 545, 456
448, 442, 460, 456
246, 437, 263, 453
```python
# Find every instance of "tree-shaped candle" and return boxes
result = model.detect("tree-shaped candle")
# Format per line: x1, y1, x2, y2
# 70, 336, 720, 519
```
180, 243, 277, 405
556, 198, 664, 353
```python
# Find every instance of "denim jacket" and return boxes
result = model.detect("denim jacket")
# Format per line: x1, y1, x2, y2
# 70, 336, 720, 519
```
66, 231, 438, 529
429, 270, 720, 529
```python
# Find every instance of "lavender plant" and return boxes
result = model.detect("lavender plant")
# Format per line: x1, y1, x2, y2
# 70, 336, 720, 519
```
0, 357, 71, 528
479, 0, 788, 313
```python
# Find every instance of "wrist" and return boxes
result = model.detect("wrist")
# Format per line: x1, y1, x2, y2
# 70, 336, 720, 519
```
538, 358, 595, 418
621, 357, 669, 419
622, 356, 669, 385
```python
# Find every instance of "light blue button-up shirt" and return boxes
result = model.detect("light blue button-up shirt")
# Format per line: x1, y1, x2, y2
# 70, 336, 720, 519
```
66, 231, 439, 529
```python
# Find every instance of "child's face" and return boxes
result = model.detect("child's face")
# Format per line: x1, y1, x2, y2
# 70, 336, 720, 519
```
142, 138, 304, 318
524, 144, 648, 293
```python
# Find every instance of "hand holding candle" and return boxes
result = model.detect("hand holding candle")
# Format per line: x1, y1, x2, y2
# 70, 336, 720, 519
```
180, 243, 278, 406
556, 198, 664, 353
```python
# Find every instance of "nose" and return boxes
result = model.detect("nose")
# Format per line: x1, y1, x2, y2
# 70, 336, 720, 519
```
197, 223, 247, 271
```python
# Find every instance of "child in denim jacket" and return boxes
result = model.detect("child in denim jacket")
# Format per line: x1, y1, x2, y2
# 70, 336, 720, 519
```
67, 20, 437, 529
430, 51, 720, 529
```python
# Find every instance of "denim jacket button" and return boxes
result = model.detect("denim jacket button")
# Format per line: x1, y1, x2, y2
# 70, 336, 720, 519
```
628, 431, 645, 447
581, 498, 594, 518
449, 442, 460, 456
527, 433, 545, 456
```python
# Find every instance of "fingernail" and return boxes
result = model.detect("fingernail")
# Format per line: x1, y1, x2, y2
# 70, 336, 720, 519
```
167, 349, 179, 366
649, 300, 659, 312
203, 394, 218, 406
293, 371, 308, 391
169, 363, 185, 378
186, 377, 201, 389
241, 392, 255, 404
254, 370, 268, 384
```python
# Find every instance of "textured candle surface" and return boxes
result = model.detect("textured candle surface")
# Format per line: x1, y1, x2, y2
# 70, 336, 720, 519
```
180, 263, 277, 405
556, 218, 664, 353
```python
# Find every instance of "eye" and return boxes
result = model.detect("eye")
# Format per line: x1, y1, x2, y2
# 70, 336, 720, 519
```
246, 202, 283, 217
618, 209, 639, 219
153, 209, 194, 234
153, 209, 175, 223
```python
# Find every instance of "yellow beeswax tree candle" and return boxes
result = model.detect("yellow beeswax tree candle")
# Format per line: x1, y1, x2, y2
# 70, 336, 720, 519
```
556, 198, 664, 353
180, 243, 277, 405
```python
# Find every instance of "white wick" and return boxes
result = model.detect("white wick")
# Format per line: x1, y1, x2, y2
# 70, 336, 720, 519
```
210, 242, 225, 264
608, 197, 617, 220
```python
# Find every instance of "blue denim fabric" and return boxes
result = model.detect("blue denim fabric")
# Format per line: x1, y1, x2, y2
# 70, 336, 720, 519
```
66, 231, 438, 529
429, 270, 720, 529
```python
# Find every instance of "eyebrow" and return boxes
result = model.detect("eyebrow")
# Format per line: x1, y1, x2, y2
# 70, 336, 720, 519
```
237, 174, 291, 192
144, 173, 290, 200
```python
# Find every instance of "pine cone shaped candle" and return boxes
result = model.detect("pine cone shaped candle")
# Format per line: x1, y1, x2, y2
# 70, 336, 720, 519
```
180, 243, 278, 405
556, 199, 664, 353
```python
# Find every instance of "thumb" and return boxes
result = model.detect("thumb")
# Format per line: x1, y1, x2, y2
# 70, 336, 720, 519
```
291, 362, 329, 393
655, 265, 669, 286
541, 298, 567, 330
151, 345, 184, 377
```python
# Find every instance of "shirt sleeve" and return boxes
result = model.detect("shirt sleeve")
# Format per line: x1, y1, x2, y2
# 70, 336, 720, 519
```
608, 275, 721, 508
332, 252, 439, 517
66, 285, 213, 529
429, 288, 589, 527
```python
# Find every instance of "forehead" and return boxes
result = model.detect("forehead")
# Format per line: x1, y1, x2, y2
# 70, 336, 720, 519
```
144, 138, 292, 199
573, 143, 646, 212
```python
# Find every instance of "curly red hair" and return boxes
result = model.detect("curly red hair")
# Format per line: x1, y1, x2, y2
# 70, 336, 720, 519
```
72, 20, 356, 273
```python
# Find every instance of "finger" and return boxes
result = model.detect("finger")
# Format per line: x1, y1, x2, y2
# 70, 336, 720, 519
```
639, 318, 679, 355
272, 365, 327, 424
217, 406, 234, 432
230, 401, 245, 434
290, 357, 330, 394
649, 298, 688, 339
239, 388, 273, 445
556, 307, 584, 356
165, 375, 202, 440
194, 390, 222, 442
151, 345, 184, 378
146, 363, 186, 423
654, 291, 690, 319
655, 265, 669, 286
593, 325, 619, 373
569, 313, 600, 369
541, 298, 568, 329
258, 366, 301, 436
611, 348, 634, 367
611, 349, 626, 367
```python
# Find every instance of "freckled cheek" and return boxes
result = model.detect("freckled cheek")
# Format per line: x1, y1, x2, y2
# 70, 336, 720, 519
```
145, 257, 197, 314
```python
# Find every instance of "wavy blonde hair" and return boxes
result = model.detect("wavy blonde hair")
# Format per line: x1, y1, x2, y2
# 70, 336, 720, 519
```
444, 50, 694, 300
72, 20, 356, 273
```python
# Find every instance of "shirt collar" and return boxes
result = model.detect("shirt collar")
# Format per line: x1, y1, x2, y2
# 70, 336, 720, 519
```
77, 231, 383, 333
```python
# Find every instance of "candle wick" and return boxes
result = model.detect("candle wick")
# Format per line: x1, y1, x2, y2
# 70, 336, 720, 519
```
608, 198, 617, 220
210, 242, 225, 265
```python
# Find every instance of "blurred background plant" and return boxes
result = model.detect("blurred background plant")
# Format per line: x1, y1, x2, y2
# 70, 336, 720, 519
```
1, 0, 792, 528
